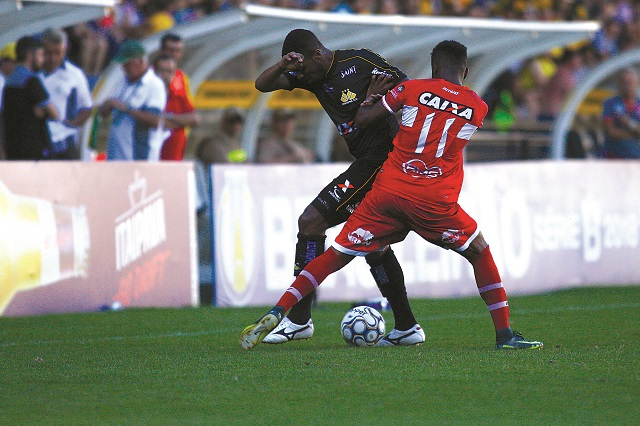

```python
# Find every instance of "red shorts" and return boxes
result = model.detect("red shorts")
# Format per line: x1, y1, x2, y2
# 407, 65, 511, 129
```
333, 188, 479, 256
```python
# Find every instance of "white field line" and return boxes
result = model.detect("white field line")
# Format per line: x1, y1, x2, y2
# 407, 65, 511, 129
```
1, 302, 639, 348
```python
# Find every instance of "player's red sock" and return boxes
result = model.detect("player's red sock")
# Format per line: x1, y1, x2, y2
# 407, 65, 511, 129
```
276, 249, 346, 312
471, 246, 510, 331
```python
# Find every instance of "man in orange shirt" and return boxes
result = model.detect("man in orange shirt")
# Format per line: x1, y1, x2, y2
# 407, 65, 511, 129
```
157, 33, 199, 160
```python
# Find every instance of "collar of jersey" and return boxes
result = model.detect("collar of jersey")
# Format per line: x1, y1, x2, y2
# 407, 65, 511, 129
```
324, 51, 336, 80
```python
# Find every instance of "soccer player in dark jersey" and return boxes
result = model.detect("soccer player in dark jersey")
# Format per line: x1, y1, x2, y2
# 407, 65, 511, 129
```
241, 40, 543, 351
254, 29, 423, 346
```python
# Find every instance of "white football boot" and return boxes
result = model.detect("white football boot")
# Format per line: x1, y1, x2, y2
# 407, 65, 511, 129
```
377, 324, 425, 346
262, 317, 314, 344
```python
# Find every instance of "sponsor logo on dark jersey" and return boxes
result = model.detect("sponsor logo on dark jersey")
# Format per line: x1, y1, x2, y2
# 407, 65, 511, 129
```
329, 180, 353, 202
338, 180, 354, 192
341, 65, 357, 78
371, 68, 393, 77
418, 92, 474, 120
329, 187, 343, 202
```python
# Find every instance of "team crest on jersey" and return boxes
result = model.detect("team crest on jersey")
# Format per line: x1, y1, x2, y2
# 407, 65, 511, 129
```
341, 89, 357, 105
419, 92, 474, 120
442, 229, 465, 245
348, 228, 374, 246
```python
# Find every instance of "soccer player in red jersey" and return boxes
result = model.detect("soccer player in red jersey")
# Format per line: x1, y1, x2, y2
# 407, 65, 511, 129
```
241, 40, 543, 350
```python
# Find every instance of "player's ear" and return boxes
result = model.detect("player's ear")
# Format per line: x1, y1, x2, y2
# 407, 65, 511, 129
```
463, 67, 468, 80
313, 48, 323, 60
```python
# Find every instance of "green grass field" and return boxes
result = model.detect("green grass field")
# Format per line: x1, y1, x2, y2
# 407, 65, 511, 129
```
1, 286, 639, 425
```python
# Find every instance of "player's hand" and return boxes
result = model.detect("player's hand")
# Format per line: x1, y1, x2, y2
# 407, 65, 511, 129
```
279, 52, 304, 71
366, 74, 395, 97
360, 93, 383, 106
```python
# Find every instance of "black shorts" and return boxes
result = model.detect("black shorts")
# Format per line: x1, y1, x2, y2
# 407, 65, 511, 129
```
311, 153, 388, 228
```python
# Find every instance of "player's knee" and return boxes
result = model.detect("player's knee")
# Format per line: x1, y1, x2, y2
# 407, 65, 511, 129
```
461, 232, 488, 263
297, 205, 328, 235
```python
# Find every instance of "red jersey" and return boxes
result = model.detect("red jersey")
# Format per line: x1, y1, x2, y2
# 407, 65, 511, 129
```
374, 78, 487, 206
161, 69, 194, 161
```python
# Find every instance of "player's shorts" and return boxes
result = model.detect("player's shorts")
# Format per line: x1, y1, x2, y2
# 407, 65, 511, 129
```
333, 187, 479, 256
311, 153, 388, 227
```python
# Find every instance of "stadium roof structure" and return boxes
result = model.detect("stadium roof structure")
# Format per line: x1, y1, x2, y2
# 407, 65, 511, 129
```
93, 5, 601, 160
0, 0, 116, 49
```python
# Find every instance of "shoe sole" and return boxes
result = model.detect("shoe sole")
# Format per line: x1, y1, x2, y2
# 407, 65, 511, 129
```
263, 336, 312, 344
377, 340, 424, 347
239, 314, 279, 350
496, 342, 543, 350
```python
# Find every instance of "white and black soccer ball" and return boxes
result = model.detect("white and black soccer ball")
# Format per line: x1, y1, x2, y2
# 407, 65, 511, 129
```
340, 306, 385, 347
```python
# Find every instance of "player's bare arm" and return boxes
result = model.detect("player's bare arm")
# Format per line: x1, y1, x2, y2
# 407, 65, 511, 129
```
255, 52, 302, 92
354, 91, 395, 128
365, 74, 397, 98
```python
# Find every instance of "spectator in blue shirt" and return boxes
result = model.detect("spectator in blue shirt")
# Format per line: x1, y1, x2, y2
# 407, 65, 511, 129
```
601, 68, 640, 159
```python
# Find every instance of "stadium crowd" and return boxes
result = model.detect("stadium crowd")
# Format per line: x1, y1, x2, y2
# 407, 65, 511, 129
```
1, 0, 640, 161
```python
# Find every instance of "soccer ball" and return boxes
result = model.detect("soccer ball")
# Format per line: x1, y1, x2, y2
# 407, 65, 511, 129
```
340, 306, 385, 346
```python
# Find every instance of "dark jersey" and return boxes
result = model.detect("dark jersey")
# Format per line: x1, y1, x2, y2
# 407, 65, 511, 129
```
2, 65, 52, 160
285, 49, 407, 159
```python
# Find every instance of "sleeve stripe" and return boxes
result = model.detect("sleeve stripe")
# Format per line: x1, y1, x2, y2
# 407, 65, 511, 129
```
381, 95, 395, 114
456, 122, 478, 140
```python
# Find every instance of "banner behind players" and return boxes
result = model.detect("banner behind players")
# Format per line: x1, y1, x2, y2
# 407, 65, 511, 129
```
210, 161, 640, 307
0, 162, 198, 317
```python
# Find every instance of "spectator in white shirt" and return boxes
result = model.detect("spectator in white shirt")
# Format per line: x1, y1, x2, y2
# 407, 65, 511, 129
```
38, 28, 94, 160
99, 40, 167, 161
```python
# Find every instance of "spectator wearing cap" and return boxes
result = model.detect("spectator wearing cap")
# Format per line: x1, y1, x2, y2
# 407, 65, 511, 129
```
2, 36, 59, 160
38, 28, 94, 160
196, 107, 247, 164
257, 108, 315, 163
153, 54, 201, 160
0, 41, 17, 159
99, 40, 167, 160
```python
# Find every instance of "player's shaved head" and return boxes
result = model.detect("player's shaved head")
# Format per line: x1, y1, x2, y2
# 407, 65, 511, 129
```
431, 40, 468, 83
431, 40, 467, 72
282, 29, 324, 57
